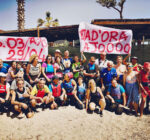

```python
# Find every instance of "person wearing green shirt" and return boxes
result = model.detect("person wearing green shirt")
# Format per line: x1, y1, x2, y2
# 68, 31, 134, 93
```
72, 52, 86, 81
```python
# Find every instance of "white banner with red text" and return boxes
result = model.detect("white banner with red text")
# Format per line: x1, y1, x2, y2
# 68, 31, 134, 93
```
0, 36, 48, 61
79, 22, 133, 54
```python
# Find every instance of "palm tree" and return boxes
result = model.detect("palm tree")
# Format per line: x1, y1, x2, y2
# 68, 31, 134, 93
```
37, 11, 59, 37
16, 0, 25, 31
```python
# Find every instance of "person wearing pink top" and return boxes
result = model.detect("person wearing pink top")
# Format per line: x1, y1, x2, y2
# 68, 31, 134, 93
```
42, 55, 55, 83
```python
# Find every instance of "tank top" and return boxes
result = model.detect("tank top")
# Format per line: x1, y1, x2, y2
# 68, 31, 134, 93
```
77, 83, 86, 95
0, 84, 7, 98
51, 83, 61, 97
29, 63, 40, 76
45, 64, 54, 73
63, 80, 74, 95
36, 87, 46, 98
15, 87, 27, 101
90, 87, 101, 99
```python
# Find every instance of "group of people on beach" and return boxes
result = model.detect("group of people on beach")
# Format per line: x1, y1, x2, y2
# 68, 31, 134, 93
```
0, 49, 149, 118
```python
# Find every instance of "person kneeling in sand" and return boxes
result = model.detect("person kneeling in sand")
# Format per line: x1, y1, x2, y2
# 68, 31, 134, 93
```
30, 78, 57, 110
0, 73, 11, 111
49, 75, 67, 107
11, 78, 33, 118
105, 79, 126, 115
86, 79, 106, 117
61, 74, 84, 109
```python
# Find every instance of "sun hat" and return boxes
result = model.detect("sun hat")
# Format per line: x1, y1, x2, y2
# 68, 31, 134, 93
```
0, 72, 6, 77
131, 56, 138, 60
55, 49, 61, 53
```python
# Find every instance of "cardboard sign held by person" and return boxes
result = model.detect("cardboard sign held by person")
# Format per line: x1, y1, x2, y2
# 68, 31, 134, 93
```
79, 22, 133, 54
0, 36, 48, 61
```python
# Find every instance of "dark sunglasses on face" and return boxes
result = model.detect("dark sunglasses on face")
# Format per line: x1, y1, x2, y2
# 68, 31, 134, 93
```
16, 76, 22, 79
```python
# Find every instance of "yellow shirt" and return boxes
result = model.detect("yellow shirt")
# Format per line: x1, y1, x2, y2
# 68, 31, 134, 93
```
30, 85, 50, 96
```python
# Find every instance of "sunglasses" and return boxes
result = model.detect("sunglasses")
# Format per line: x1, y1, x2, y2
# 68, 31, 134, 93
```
128, 65, 133, 68
16, 77, 22, 79
39, 78, 45, 81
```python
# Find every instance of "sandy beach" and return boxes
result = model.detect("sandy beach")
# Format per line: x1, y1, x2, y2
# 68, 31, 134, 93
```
0, 106, 150, 140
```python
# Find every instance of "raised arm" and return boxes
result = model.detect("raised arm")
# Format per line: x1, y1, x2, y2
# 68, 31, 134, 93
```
81, 52, 86, 63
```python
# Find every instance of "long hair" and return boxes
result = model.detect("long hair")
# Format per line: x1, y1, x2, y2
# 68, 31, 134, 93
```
45, 54, 52, 64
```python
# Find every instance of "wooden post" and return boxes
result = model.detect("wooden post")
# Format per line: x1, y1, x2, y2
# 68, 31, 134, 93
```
37, 26, 40, 37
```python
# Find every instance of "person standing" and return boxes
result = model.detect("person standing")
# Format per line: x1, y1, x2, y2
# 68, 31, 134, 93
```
101, 61, 117, 95
95, 52, 109, 72
123, 63, 140, 116
139, 62, 150, 117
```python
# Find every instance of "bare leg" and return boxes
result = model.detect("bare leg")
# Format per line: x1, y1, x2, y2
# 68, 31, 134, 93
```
30, 99, 37, 108
99, 99, 106, 111
140, 97, 146, 117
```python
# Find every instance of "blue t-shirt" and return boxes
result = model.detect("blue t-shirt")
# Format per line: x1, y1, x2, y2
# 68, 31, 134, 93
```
108, 84, 125, 104
77, 83, 86, 95
0, 63, 10, 73
101, 68, 117, 86
61, 79, 74, 93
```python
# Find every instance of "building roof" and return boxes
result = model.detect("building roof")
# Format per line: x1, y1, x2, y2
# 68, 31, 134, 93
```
91, 19, 150, 39
0, 19, 150, 41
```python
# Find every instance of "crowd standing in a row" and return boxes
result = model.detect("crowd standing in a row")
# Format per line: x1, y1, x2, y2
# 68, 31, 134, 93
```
0, 49, 149, 118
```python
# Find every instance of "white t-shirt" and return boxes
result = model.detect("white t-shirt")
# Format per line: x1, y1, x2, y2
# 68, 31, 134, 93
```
95, 59, 109, 72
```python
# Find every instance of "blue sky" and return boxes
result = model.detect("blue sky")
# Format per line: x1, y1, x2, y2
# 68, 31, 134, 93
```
0, 0, 149, 31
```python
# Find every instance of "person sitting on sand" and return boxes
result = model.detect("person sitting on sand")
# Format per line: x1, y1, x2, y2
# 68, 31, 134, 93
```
85, 79, 106, 117
77, 76, 86, 104
105, 79, 126, 115
0, 73, 11, 111
49, 76, 67, 107
10, 73, 32, 93
30, 78, 57, 110
11, 78, 33, 118
61, 74, 84, 109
